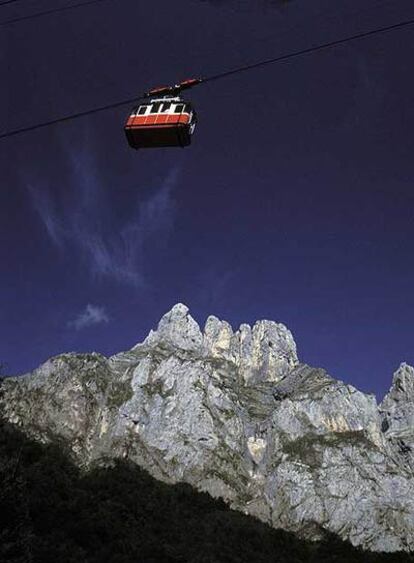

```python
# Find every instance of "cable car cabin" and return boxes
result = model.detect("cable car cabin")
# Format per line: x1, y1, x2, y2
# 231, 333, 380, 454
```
125, 97, 197, 149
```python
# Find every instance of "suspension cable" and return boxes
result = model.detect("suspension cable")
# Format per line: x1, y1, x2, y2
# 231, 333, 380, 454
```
202, 16, 414, 83
0, 0, 23, 6
1, 15, 414, 140
0, 0, 109, 26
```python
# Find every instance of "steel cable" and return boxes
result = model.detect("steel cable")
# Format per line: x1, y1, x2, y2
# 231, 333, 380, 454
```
1, 15, 414, 140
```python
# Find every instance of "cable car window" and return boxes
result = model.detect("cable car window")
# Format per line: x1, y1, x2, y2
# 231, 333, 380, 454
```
160, 102, 171, 112
138, 106, 148, 115
184, 105, 191, 113
150, 103, 161, 113
175, 104, 184, 113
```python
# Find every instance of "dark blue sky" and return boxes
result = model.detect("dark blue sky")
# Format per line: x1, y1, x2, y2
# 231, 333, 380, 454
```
2, 0, 414, 399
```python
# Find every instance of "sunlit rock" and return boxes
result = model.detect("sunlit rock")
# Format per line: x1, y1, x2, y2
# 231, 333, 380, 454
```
380, 362, 414, 471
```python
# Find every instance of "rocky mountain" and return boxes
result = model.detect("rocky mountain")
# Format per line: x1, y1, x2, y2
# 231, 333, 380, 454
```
1, 304, 414, 554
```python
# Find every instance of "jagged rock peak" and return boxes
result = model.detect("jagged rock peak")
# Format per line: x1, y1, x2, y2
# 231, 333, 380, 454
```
380, 363, 414, 470
138, 303, 204, 352
2, 307, 414, 554
386, 362, 414, 398
131, 303, 298, 383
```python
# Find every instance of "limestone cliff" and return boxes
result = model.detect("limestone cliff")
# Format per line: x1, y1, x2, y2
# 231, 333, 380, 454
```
1, 304, 413, 553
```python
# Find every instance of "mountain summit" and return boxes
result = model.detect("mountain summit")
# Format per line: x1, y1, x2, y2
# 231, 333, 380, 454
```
1, 304, 414, 553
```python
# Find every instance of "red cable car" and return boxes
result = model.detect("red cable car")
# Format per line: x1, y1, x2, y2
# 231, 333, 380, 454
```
124, 79, 201, 149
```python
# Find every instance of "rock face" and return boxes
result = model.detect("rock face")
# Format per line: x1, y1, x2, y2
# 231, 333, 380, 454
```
380, 363, 414, 472
1, 303, 414, 553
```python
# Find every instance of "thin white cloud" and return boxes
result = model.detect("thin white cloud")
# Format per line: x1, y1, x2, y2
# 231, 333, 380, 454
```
27, 186, 64, 248
27, 151, 180, 286
68, 304, 109, 331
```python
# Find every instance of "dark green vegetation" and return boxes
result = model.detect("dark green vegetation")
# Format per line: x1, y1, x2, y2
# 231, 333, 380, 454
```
0, 419, 412, 563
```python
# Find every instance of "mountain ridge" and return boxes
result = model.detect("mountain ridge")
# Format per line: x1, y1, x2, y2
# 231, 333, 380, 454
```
1, 303, 414, 553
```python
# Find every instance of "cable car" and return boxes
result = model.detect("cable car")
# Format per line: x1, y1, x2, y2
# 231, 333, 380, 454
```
124, 79, 201, 150
125, 97, 197, 149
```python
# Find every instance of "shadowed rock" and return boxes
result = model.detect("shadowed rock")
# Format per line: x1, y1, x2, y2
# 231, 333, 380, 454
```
2, 419, 410, 563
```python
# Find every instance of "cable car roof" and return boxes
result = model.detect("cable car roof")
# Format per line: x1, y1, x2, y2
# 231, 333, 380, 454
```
140, 96, 189, 104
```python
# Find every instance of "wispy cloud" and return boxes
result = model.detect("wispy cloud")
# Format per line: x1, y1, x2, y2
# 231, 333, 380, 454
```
68, 304, 109, 331
28, 187, 64, 248
27, 149, 180, 286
